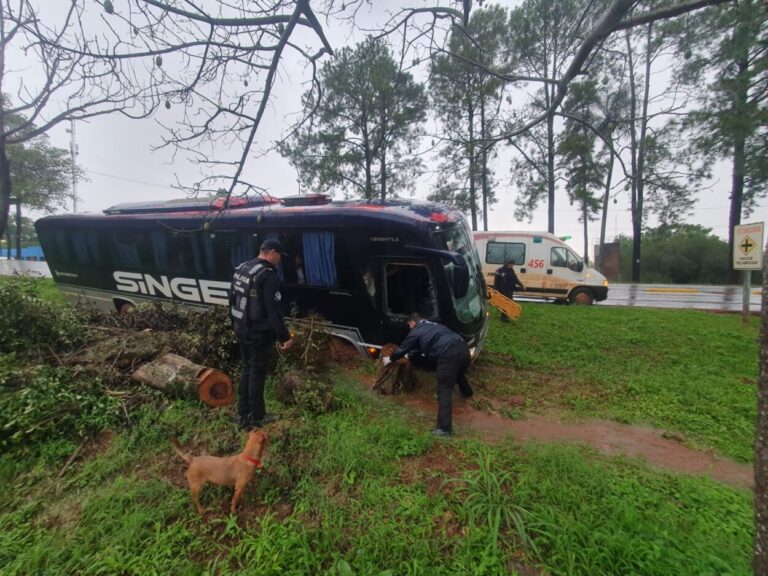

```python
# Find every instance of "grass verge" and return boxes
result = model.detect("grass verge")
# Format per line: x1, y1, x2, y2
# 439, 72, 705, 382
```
480, 304, 759, 462
0, 377, 755, 575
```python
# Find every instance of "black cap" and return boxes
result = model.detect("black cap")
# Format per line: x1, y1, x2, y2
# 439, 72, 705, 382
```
260, 238, 289, 256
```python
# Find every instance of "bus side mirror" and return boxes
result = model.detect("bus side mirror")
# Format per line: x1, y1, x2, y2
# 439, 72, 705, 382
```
453, 265, 469, 298
575, 261, 584, 272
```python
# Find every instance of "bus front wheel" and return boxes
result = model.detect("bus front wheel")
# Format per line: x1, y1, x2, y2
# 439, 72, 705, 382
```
569, 288, 594, 306
115, 299, 136, 314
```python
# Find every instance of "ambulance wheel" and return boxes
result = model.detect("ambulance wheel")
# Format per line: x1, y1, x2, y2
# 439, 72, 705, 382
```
569, 288, 594, 305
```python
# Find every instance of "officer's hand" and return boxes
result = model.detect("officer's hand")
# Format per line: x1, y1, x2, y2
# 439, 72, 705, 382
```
279, 338, 294, 351
382, 356, 392, 366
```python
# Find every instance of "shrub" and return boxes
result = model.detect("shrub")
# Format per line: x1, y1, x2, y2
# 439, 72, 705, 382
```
0, 277, 89, 357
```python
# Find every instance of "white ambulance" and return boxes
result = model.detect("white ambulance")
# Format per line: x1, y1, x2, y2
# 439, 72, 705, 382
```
473, 231, 609, 305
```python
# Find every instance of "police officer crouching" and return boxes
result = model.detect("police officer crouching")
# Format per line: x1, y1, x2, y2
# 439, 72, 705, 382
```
382, 313, 473, 436
229, 239, 293, 429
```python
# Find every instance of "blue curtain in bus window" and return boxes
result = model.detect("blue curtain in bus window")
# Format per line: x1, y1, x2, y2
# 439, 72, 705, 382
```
151, 231, 167, 271
113, 233, 140, 268
230, 233, 250, 269
71, 231, 91, 264
303, 232, 336, 287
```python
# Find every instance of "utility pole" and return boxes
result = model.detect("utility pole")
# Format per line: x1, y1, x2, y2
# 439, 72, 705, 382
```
9, 196, 20, 259
68, 119, 78, 213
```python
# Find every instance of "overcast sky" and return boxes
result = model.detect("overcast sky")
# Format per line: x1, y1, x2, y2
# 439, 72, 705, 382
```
32, 1, 767, 258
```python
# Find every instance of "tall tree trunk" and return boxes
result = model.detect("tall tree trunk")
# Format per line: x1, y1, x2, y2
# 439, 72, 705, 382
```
379, 110, 388, 201
634, 22, 653, 282
546, 92, 556, 234
755, 237, 768, 574
379, 148, 387, 201
361, 115, 373, 200
0, 10, 11, 241
626, 31, 641, 282
480, 96, 489, 231
599, 140, 615, 272
0, 134, 11, 242
727, 52, 749, 285
626, 25, 653, 283
467, 94, 478, 231
582, 200, 589, 266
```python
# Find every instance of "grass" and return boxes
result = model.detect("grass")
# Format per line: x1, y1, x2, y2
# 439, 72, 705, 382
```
0, 275, 63, 303
0, 278, 761, 574
481, 304, 759, 462
0, 379, 754, 575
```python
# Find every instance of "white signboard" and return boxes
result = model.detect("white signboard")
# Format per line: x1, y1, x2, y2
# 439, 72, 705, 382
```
733, 222, 764, 270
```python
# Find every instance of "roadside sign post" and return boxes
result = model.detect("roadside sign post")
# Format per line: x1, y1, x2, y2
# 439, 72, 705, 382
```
733, 222, 764, 323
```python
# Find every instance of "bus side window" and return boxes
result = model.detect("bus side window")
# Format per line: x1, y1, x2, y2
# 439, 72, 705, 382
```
37, 229, 69, 265
385, 263, 437, 318
207, 231, 251, 279
167, 232, 202, 275
112, 231, 142, 269
302, 231, 337, 287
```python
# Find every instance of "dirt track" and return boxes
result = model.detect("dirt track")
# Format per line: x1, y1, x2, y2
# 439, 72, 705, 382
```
361, 374, 754, 491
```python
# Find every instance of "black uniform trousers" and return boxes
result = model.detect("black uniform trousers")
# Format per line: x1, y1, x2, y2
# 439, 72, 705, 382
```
435, 340, 472, 432
238, 331, 275, 421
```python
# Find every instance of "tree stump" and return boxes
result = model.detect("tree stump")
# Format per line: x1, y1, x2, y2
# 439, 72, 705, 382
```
132, 353, 233, 407
373, 343, 418, 395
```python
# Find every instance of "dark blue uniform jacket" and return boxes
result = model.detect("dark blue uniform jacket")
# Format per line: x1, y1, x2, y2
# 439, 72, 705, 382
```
390, 320, 464, 363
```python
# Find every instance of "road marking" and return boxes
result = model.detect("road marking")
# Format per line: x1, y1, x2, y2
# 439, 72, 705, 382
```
644, 288, 700, 294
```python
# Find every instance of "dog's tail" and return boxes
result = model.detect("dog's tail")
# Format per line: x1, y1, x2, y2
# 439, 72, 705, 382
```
171, 438, 193, 464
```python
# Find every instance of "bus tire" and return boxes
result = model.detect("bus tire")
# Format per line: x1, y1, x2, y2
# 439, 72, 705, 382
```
569, 288, 594, 306
115, 299, 136, 314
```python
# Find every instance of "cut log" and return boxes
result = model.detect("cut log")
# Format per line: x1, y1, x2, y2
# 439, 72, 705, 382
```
373, 343, 418, 395
132, 353, 233, 407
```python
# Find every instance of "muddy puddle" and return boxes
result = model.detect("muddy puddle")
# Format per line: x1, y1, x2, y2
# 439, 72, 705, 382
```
372, 378, 753, 490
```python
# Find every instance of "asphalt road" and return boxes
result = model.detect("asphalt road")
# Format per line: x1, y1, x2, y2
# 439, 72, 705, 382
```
598, 283, 762, 313
1, 259, 763, 312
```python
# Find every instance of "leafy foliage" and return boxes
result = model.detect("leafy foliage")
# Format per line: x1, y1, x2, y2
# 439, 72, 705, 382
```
429, 5, 509, 230
98, 302, 240, 374
282, 38, 426, 200
0, 365, 121, 448
616, 224, 731, 283
0, 276, 89, 357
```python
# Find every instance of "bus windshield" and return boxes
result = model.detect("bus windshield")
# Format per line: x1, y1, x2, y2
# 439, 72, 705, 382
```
431, 226, 484, 325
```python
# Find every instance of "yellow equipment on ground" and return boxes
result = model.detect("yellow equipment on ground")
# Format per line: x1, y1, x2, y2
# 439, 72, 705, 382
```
486, 287, 522, 321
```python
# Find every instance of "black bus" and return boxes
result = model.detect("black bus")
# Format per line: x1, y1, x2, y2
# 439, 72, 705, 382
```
35, 195, 489, 359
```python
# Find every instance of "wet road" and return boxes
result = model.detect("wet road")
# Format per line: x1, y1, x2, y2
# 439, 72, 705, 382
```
600, 283, 762, 313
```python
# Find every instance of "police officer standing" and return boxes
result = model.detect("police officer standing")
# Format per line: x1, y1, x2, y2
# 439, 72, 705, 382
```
382, 313, 473, 436
494, 260, 524, 322
230, 239, 293, 429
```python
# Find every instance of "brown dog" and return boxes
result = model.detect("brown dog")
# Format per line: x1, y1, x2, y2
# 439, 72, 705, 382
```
172, 430, 268, 514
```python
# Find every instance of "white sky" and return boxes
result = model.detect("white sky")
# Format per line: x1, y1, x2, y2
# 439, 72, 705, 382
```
26, 1, 767, 258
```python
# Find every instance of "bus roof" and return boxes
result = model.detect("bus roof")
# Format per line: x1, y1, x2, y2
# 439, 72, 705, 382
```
35, 197, 465, 231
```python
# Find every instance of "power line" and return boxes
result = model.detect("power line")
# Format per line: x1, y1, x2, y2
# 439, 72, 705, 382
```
86, 169, 173, 191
